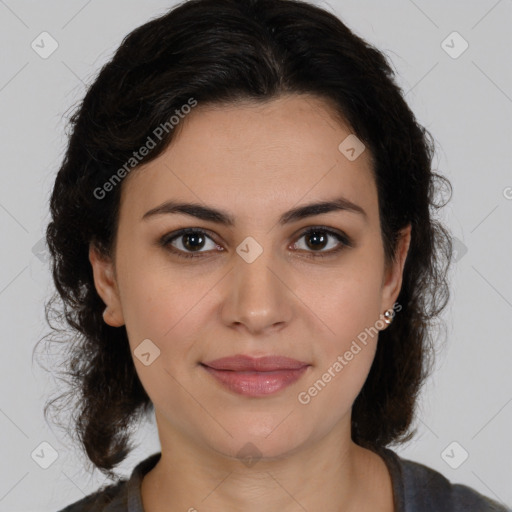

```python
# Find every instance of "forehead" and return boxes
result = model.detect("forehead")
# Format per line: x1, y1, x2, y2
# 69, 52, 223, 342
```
119, 94, 378, 225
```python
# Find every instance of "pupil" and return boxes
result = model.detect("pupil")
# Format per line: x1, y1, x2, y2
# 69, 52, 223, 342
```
306, 231, 327, 250
184, 233, 204, 251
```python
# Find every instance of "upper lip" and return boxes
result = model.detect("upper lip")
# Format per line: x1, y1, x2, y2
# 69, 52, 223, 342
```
202, 355, 310, 372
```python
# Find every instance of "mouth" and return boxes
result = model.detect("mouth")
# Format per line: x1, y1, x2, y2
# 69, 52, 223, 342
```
200, 355, 310, 397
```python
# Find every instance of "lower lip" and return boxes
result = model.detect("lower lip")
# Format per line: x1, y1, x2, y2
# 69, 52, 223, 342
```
201, 365, 309, 397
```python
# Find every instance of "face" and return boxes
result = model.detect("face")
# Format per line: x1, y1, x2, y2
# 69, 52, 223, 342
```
90, 94, 410, 461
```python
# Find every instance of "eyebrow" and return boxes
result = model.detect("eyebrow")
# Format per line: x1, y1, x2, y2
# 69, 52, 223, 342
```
142, 196, 367, 225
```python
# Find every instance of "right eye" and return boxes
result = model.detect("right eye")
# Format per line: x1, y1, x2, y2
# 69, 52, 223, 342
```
160, 228, 223, 259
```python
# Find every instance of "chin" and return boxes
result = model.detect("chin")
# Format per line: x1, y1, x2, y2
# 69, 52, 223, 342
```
204, 417, 313, 463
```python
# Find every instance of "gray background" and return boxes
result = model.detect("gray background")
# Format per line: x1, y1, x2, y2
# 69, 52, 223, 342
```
0, 0, 511, 510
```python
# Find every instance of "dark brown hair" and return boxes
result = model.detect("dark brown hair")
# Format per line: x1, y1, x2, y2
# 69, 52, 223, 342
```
35, 0, 453, 481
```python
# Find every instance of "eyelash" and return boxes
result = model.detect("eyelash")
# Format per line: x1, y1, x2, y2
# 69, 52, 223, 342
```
159, 226, 352, 260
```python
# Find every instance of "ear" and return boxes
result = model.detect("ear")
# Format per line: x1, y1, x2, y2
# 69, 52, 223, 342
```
88, 243, 125, 327
380, 224, 412, 318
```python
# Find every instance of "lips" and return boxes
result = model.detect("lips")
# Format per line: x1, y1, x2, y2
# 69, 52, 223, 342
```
201, 355, 310, 397
202, 355, 309, 372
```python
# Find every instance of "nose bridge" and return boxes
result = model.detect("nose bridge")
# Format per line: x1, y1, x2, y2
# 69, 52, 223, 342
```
224, 237, 291, 333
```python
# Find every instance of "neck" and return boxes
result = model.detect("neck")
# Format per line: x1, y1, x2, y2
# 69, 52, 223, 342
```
140, 413, 394, 512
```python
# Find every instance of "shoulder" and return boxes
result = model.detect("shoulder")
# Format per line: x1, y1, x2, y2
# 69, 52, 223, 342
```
56, 479, 128, 511
56, 452, 161, 512
380, 448, 511, 512
401, 458, 509, 511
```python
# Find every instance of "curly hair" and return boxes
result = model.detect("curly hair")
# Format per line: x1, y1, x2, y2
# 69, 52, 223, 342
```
35, 0, 454, 481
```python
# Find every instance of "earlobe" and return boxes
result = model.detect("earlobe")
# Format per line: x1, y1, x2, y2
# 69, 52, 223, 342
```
88, 244, 125, 327
102, 306, 124, 327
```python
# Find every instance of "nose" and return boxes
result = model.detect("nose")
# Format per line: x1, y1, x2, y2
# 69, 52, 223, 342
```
220, 245, 293, 336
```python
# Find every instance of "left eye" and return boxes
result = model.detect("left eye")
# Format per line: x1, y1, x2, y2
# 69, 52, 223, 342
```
160, 227, 351, 259
291, 228, 350, 255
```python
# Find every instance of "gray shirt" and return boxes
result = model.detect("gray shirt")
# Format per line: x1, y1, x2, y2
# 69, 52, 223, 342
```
58, 448, 511, 511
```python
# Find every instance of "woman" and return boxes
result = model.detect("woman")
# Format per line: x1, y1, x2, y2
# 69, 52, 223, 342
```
42, 0, 510, 510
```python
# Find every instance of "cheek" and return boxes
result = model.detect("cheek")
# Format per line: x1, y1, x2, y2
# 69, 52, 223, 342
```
295, 340, 377, 436
118, 259, 219, 371
119, 272, 211, 424
306, 262, 384, 347
295, 283, 382, 421
293, 265, 383, 411
325, 285, 383, 354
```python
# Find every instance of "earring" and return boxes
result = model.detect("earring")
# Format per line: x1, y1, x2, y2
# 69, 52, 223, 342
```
102, 306, 109, 322
383, 309, 395, 325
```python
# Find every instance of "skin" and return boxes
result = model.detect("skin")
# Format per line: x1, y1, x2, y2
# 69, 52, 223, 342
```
89, 94, 411, 512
